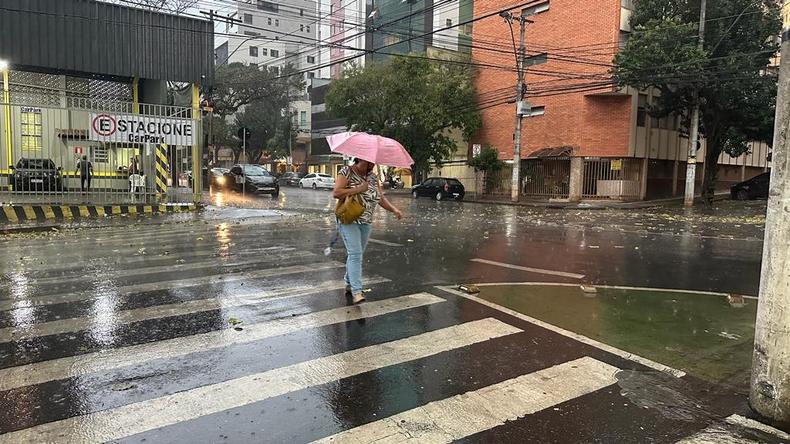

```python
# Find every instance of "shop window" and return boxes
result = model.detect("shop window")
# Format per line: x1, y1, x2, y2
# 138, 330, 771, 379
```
20, 108, 42, 152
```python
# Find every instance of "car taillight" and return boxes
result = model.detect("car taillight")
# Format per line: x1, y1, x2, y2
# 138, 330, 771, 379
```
444, 183, 449, 192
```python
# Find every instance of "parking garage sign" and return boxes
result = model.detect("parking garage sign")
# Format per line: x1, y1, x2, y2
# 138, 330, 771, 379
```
89, 113, 194, 145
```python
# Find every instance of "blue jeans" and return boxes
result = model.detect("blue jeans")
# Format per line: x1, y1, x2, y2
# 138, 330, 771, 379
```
339, 223, 372, 295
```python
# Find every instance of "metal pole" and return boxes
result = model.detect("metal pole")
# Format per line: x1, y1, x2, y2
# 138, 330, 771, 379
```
511, 16, 526, 203
750, 0, 790, 424
683, 0, 707, 207
242, 129, 246, 199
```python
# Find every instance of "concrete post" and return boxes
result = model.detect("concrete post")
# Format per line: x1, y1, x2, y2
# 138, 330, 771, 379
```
684, 0, 707, 207
639, 157, 649, 200
568, 157, 582, 202
750, 2, 790, 424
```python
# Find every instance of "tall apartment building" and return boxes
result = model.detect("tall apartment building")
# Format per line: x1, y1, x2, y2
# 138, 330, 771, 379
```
214, 0, 321, 168
321, 0, 473, 79
472, 0, 770, 201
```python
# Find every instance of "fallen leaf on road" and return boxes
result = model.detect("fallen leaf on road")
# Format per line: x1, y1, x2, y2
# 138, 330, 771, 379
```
227, 317, 242, 326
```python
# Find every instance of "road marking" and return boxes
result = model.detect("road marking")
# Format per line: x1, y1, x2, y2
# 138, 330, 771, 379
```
438, 286, 686, 378
3, 250, 315, 287
677, 415, 790, 443
368, 238, 404, 247
0, 276, 388, 343
0, 318, 522, 444
0, 261, 344, 311
313, 356, 618, 444
0, 290, 438, 392
471, 282, 759, 300
470, 258, 585, 280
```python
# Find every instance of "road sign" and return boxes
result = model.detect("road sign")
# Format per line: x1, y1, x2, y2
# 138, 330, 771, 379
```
472, 144, 482, 157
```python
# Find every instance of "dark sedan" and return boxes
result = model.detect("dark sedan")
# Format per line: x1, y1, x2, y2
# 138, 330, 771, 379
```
223, 164, 279, 197
10, 158, 63, 192
278, 172, 303, 187
731, 172, 770, 200
412, 177, 465, 201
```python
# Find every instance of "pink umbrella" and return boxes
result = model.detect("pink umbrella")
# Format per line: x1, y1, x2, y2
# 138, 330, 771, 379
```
326, 132, 414, 168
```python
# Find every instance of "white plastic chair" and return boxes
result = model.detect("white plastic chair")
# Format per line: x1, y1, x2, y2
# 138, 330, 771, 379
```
129, 174, 145, 199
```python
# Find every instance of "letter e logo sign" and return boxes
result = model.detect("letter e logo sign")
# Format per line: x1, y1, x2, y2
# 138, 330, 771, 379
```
93, 114, 117, 137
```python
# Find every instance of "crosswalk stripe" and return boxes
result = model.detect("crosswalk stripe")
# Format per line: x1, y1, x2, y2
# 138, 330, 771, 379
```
0, 318, 522, 444
0, 290, 429, 392
3, 245, 299, 281
1, 276, 388, 343
0, 261, 344, 311
2, 250, 315, 288
312, 356, 618, 444
676, 415, 790, 443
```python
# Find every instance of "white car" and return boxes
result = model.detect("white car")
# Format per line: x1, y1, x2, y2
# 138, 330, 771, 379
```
299, 173, 335, 190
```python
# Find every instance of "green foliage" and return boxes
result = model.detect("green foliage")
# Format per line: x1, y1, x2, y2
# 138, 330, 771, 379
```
208, 63, 304, 163
325, 56, 481, 174
613, 0, 781, 204
467, 147, 503, 173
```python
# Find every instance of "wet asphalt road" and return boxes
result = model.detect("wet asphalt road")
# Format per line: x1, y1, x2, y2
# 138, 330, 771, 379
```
0, 187, 780, 443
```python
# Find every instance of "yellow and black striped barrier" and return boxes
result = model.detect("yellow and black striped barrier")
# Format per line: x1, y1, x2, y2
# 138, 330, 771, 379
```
155, 143, 169, 201
0, 203, 197, 224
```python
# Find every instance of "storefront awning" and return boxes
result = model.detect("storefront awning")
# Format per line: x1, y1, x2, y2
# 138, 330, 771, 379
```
526, 146, 574, 158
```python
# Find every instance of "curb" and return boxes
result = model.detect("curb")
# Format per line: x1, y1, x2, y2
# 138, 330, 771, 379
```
0, 203, 198, 224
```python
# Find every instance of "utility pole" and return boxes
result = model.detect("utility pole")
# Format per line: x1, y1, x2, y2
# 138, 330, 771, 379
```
684, 0, 707, 207
750, 0, 790, 424
500, 12, 529, 203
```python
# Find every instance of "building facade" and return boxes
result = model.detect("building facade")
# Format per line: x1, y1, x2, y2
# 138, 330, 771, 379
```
472, 0, 770, 201
0, 0, 213, 204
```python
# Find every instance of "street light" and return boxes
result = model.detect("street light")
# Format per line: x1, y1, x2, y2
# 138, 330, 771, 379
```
0, 60, 8, 71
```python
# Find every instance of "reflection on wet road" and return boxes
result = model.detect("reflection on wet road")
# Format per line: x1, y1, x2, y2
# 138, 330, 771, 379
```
0, 189, 780, 442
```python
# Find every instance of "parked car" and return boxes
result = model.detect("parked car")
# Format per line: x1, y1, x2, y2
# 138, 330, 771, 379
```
731, 172, 770, 200
209, 167, 229, 187
10, 158, 63, 192
223, 164, 279, 197
278, 172, 303, 187
412, 177, 465, 201
300, 173, 335, 190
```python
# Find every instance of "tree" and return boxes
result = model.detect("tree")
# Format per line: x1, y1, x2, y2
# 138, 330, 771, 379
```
207, 63, 304, 164
103, 0, 198, 13
468, 147, 504, 191
612, 0, 781, 204
325, 57, 481, 177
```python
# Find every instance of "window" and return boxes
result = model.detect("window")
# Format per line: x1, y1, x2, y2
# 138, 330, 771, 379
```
300, 9, 304, 16
307, 72, 315, 79
307, 56, 315, 63
268, 18, 272, 25
271, 49, 279, 57
637, 94, 647, 127
249, 46, 258, 57
446, 18, 452, 27
618, 31, 630, 49
92, 145, 109, 163
301, 24, 305, 32
306, 25, 310, 32
300, 111, 307, 127
261, 48, 268, 56
243, 13, 253, 24
20, 108, 42, 152
272, 66, 280, 75
257, 1, 278, 12
243, 31, 260, 36
275, 19, 279, 26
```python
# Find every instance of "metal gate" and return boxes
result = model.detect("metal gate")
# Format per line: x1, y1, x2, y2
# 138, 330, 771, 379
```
0, 71, 199, 205
521, 158, 571, 199
582, 158, 642, 200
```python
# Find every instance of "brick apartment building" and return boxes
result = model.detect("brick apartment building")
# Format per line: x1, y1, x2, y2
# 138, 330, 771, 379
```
472, 0, 770, 201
